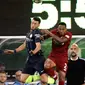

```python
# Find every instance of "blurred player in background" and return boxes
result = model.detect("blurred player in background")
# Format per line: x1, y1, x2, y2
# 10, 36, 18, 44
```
14, 70, 29, 85
41, 22, 72, 85
0, 71, 8, 85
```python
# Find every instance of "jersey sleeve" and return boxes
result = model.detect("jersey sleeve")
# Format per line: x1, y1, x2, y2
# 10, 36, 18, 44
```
64, 32, 72, 41
50, 28, 57, 35
34, 30, 41, 43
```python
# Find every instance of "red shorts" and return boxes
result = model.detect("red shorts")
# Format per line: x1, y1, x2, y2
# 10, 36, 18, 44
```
48, 53, 68, 73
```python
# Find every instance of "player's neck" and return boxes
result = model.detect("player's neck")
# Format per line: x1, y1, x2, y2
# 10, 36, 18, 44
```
71, 56, 78, 61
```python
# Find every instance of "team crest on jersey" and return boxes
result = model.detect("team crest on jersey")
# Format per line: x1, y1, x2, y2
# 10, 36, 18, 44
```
65, 35, 70, 39
30, 34, 32, 38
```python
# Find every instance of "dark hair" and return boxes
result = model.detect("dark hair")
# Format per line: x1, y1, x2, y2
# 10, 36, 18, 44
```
58, 22, 66, 27
33, 17, 41, 24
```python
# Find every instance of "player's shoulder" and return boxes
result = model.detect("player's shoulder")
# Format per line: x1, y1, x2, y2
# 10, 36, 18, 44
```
65, 31, 72, 39
34, 29, 41, 34
34, 29, 40, 32
50, 28, 57, 34
66, 31, 72, 36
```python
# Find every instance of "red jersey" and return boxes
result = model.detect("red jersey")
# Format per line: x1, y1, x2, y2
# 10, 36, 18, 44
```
50, 28, 72, 57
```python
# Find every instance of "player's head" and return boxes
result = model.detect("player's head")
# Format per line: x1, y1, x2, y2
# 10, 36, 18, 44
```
57, 22, 67, 36
31, 17, 41, 30
69, 43, 79, 57
15, 70, 22, 82
0, 71, 7, 83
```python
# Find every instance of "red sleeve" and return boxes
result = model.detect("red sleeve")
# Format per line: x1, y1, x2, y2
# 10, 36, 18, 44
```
50, 28, 57, 35
64, 32, 72, 41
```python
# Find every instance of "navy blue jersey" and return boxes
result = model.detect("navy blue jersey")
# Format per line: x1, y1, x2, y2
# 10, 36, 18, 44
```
26, 29, 43, 59
22, 29, 45, 75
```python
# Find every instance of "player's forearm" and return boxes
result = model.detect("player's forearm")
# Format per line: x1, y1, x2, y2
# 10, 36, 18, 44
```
15, 43, 26, 53
4, 43, 26, 54
42, 29, 61, 41
42, 34, 50, 40
31, 43, 41, 54
48, 32, 63, 42
14, 41, 26, 53
32, 47, 41, 54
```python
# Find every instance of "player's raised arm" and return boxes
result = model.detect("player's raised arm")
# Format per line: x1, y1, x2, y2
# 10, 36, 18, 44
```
43, 23, 72, 43
47, 31, 69, 43
4, 41, 26, 54
40, 29, 51, 40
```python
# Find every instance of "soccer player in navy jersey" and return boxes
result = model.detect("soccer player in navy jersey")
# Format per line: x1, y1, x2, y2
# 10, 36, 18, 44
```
4, 17, 55, 85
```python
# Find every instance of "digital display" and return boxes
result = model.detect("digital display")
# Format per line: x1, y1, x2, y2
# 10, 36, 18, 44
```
32, 0, 85, 35
0, 0, 85, 35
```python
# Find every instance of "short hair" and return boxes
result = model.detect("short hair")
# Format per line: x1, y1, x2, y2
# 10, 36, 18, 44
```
58, 22, 66, 27
33, 17, 41, 24
71, 43, 79, 48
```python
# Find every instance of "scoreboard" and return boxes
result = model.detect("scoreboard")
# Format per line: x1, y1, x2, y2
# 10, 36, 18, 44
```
32, 0, 85, 35
0, 0, 85, 35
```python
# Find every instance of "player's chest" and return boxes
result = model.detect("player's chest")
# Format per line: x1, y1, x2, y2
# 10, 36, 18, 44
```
26, 32, 34, 42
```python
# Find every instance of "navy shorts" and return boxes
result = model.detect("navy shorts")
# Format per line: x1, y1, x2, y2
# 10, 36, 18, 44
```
22, 55, 45, 75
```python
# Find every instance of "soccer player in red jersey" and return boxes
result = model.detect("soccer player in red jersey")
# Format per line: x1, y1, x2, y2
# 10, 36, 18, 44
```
42, 22, 72, 85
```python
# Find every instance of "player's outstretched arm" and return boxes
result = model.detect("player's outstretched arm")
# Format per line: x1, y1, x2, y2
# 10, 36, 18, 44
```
15, 41, 26, 52
4, 41, 26, 54
4, 50, 14, 54
40, 29, 51, 40
44, 29, 69, 43
49, 32, 68, 43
